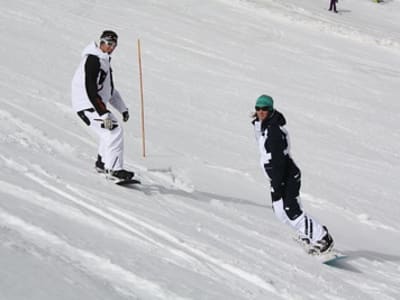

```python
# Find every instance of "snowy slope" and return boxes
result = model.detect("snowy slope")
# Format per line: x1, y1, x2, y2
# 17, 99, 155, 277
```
1, 0, 400, 299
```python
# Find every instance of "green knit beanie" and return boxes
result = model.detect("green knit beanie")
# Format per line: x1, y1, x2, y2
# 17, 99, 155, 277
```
255, 95, 274, 111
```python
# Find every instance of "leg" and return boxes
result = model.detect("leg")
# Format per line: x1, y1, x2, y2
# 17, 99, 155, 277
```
84, 110, 124, 171
98, 136, 106, 162
102, 124, 124, 170
274, 171, 326, 244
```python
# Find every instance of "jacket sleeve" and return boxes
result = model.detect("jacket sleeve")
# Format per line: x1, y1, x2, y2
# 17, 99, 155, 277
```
265, 126, 287, 197
84, 55, 108, 115
109, 89, 128, 113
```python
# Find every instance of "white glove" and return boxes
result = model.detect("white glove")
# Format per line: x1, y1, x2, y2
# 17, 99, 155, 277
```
95, 113, 116, 130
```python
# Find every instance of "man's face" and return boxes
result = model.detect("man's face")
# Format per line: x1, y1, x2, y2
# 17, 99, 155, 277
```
100, 39, 117, 54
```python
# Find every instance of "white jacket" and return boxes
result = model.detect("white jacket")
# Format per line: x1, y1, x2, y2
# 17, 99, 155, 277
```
71, 42, 127, 114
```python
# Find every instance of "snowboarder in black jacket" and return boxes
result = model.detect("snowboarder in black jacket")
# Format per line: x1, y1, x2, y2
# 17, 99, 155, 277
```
252, 95, 334, 254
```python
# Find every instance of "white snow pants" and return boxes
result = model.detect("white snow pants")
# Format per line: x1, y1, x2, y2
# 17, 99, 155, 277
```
272, 199, 326, 244
83, 110, 124, 171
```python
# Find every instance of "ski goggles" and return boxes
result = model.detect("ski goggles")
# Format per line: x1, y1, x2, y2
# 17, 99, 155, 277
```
255, 106, 271, 112
100, 38, 117, 47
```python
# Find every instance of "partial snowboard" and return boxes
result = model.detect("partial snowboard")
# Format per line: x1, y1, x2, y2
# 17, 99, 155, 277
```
115, 178, 141, 186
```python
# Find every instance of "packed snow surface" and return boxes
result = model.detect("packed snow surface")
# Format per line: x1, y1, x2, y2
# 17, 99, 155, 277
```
1, 0, 400, 299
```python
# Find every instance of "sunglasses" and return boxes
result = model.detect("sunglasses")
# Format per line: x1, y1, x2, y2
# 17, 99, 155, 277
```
101, 38, 117, 47
255, 106, 271, 111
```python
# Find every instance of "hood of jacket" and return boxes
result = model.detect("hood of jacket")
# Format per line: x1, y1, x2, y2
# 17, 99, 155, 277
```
81, 41, 110, 60
260, 110, 286, 131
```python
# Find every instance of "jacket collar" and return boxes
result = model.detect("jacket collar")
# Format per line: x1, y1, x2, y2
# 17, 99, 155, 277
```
81, 41, 110, 61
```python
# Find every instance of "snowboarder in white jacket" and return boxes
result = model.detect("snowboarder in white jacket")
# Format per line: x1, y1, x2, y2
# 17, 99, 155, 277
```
252, 95, 334, 254
71, 30, 134, 181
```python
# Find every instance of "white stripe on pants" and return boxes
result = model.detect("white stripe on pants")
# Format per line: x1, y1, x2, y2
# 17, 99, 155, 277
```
84, 110, 124, 171
272, 199, 326, 243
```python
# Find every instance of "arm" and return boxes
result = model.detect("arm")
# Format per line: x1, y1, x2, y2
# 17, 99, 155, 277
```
109, 89, 128, 113
265, 126, 288, 200
84, 55, 108, 116
109, 68, 129, 121
253, 120, 262, 142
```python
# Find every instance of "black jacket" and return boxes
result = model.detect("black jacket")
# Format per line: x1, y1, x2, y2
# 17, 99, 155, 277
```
258, 110, 300, 199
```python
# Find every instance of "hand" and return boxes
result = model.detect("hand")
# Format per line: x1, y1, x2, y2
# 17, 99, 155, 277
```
122, 110, 129, 122
271, 190, 282, 202
95, 113, 116, 130
103, 115, 114, 129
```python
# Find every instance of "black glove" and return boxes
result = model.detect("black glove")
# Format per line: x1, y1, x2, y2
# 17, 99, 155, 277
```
271, 182, 285, 202
122, 110, 129, 122
271, 190, 282, 202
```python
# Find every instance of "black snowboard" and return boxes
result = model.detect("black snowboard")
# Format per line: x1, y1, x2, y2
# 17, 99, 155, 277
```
115, 179, 141, 186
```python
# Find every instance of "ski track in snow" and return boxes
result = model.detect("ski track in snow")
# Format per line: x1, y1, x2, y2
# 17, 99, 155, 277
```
0, 209, 187, 300
0, 154, 283, 297
2, 152, 400, 299
0, 109, 76, 155
33, 171, 280, 296
1, 0, 400, 299
220, 0, 400, 52
1, 91, 400, 298
301, 193, 399, 233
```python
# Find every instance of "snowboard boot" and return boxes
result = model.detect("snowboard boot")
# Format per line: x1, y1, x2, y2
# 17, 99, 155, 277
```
294, 235, 313, 254
106, 169, 135, 182
299, 236, 311, 247
311, 226, 334, 255
95, 155, 105, 173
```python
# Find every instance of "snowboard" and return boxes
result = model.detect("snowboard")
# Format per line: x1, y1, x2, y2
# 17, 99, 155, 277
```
319, 251, 347, 265
115, 178, 141, 186
293, 236, 344, 264
305, 245, 346, 265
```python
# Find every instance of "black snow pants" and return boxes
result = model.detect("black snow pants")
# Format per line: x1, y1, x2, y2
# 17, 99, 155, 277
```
269, 159, 303, 221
